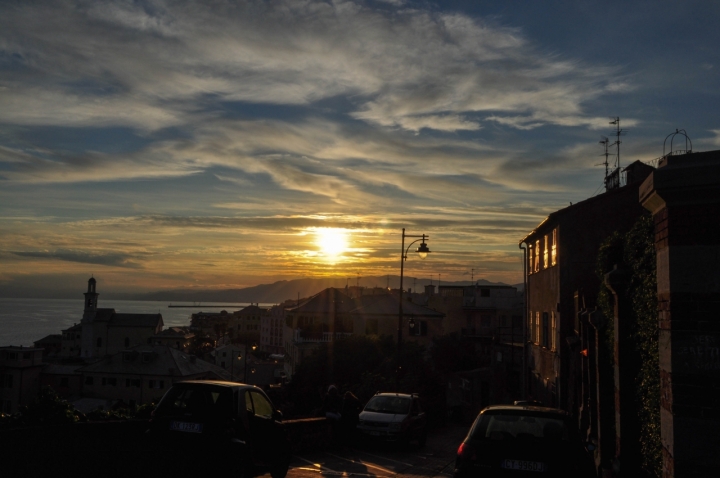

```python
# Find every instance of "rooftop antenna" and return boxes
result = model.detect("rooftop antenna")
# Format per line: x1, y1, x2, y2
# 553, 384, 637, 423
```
609, 116, 627, 174
599, 136, 610, 182
356, 272, 360, 288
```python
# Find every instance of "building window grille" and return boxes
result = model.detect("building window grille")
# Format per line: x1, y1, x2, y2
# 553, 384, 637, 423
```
409, 321, 428, 336
535, 312, 541, 344
551, 229, 557, 266
551, 312, 557, 351
534, 240, 540, 272
543, 235, 549, 269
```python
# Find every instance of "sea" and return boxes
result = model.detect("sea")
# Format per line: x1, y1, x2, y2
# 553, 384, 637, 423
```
0, 298, 274, 347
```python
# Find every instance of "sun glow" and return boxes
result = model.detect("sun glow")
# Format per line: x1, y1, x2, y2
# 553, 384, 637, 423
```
316, 228, 349, 258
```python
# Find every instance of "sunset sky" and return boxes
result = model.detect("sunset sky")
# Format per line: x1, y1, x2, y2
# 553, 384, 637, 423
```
1, 0, 719, 297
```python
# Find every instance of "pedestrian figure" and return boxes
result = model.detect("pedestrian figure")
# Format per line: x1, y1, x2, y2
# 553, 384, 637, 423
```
340, 391, 361, 444
322, 385, 342, 446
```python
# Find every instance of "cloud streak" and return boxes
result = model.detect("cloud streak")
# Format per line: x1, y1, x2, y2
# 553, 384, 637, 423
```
11, 249, 142, 268
1, 0, 623, 134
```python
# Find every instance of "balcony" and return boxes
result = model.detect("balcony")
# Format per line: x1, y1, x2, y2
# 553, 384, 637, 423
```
293, 330, 353, 343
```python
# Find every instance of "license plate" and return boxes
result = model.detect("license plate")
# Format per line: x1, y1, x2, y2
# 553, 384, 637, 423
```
170, 421, 203, 433
501, 459, 546, 472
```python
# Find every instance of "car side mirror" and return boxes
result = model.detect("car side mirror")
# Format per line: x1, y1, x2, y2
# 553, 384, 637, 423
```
273, 409, 284, 422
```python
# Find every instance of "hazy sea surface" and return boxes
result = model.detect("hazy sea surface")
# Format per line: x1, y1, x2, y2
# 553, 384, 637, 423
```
0, 298, 273, 347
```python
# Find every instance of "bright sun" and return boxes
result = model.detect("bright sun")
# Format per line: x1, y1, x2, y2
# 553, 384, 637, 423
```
316, 228, 349, 258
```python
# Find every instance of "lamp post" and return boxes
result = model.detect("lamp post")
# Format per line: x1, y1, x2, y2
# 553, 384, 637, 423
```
398, 228, 430, 350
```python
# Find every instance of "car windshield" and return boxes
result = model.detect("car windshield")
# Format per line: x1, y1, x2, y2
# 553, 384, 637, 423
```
364, 396, 411, 414
471, 411, 573, 442
155, 385, 233, 418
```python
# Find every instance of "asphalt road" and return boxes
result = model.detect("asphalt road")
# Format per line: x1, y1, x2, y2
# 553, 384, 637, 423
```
273, 424, 468, 478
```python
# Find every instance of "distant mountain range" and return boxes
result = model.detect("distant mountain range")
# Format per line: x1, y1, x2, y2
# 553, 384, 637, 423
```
106, 276, 520, 304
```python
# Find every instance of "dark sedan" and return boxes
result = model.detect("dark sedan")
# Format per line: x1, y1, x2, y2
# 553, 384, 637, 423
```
454, 405, 595, 478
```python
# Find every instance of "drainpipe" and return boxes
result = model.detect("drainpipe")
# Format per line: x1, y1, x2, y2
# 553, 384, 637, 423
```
518, 241, 528, 399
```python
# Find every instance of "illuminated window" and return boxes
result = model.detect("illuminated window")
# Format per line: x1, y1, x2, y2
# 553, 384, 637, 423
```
551, 312, 557, 351
535, 312, 541, 344
551, 229, 557, 266
528, 245, 533, 274
534, 240, 540, 272
543, 235, 549, 269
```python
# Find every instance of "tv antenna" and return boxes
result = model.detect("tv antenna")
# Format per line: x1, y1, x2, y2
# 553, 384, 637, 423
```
609, 117, 627, 172
599, 136, 610, 178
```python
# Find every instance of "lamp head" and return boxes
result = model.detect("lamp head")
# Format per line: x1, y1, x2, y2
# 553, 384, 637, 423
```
416, 241, 430, 259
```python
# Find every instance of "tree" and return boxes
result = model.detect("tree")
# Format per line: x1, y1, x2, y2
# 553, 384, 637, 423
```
188, 333, 215, 358
18, 386, 80, 426
596, 214, 660, 478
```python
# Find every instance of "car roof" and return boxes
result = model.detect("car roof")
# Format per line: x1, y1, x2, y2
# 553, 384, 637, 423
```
174, 380, 260, 390
373, 392, 416, 398
481, 405, 571, 416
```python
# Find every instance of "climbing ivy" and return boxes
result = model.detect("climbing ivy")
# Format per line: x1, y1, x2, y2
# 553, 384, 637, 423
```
596, 214, 661, 478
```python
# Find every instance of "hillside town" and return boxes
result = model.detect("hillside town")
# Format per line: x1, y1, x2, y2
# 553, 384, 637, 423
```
2, 146, 719, 477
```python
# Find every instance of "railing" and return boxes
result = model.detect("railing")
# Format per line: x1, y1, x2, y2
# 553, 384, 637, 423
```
292, 330, 353, 343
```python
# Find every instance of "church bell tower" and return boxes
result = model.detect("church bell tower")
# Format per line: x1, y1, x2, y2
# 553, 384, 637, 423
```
83, 276, 98, 319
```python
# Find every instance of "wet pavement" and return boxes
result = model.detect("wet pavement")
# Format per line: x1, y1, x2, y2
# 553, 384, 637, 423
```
269, 424, 468, 478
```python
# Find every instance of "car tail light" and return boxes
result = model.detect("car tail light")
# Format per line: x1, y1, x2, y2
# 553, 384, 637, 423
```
457, 442, 477, 460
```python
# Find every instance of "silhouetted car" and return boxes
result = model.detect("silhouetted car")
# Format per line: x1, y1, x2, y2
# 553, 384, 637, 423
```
356, 392, 427, 446
454, 405, 595, 478
146, 381, 290, 478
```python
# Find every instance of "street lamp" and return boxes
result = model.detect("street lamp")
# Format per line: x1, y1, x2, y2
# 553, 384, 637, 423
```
398, 228, 430, 350
242, 342, 257, 383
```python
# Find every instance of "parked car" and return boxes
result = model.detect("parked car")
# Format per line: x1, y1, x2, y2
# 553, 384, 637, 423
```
146, 380, 290, 478
356, 392, 427, 446
454, 405, 595, 478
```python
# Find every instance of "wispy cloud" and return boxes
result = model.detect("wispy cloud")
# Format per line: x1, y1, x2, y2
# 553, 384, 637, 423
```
11, 249, 142, 268
0, 1, 622, 133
